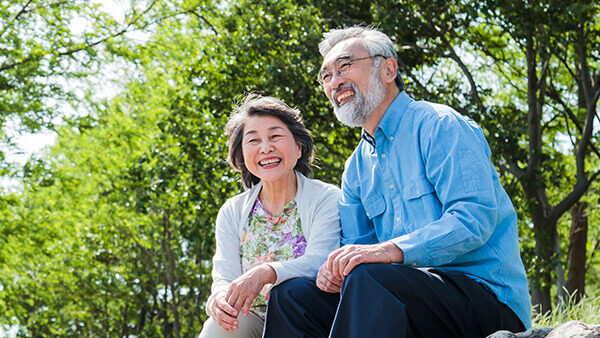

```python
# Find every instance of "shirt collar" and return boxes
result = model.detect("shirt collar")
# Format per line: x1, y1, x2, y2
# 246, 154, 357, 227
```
361, 130, 376, 147
376, 90, 412, 141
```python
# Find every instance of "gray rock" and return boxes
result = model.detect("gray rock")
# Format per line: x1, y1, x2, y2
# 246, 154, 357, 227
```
488, 321, 600, 338
487, 327, 553, 338
546, 321, 600, 338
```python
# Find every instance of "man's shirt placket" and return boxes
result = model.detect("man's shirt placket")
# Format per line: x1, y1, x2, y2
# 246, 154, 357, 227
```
374, 129, 404, 242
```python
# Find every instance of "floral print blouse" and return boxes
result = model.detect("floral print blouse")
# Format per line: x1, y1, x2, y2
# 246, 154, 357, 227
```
240, 197, 307, 318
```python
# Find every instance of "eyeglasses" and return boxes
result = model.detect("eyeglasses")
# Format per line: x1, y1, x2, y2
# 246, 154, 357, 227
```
317, 54, 386, 86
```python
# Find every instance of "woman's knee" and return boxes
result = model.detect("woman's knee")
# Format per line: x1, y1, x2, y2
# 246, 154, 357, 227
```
197, 313, 263, 338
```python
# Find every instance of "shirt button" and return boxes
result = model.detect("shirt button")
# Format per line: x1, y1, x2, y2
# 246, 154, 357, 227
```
366, 212, 370, 217
412, 262, 417, 266
381, 153, 386, 158
390, 136, 394, 140
396, 217, 401, 222
389, 184, 394, 189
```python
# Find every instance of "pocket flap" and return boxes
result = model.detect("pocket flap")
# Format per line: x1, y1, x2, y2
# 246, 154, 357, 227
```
363, 194, 386, 219
403, 177, 434, 200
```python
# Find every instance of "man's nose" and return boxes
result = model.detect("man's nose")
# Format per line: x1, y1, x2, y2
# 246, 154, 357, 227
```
330, 71, 345, 90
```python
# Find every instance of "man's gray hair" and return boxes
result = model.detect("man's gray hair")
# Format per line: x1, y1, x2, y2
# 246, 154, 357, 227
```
319, 26, 405, 90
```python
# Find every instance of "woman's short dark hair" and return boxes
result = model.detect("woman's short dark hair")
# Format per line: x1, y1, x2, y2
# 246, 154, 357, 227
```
226, 93, 314, 189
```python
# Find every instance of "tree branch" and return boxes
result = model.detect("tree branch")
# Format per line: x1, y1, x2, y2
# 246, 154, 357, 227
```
536, 54, 551, 90
0, 0, 167, 73
554, 50, 577, 80
0, 0, 34, 39
551, 170, 600, 220
546, 84, 600, 159
497, 161, 525, 179
12, 0, 34, 21
427, 22, 485, 110
186, 10, 218, 35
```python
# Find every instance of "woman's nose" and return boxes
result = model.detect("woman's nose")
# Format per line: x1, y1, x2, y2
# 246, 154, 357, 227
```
259, 141, 274, 153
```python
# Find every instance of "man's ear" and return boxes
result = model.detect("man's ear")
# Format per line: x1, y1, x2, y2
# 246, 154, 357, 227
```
381, 57, 398, 85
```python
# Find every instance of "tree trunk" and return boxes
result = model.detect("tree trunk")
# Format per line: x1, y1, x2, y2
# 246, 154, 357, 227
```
530, 204, 554, 315
566, 202, 588, 303
162, 211, 181, 338
554, 229, 567, 306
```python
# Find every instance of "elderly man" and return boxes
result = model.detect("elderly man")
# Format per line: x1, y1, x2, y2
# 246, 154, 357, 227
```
263, 26, 531, 338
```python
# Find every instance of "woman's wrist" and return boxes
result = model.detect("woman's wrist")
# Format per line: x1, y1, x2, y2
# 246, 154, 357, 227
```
256, 264, 277, 285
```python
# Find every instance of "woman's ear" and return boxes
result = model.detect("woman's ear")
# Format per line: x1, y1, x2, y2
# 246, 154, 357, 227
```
296, 142, 302, 159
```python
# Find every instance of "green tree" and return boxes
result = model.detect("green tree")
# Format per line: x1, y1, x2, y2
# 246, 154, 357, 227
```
0, 0, 169, 165
4, 0, 599, 335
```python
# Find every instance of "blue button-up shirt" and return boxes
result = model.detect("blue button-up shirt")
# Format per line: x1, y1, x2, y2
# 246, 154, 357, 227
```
339, 91, 532, 328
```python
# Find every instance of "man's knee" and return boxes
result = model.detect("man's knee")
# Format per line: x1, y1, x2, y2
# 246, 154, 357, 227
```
269, 277, 318, 307
342, 263, 388, 289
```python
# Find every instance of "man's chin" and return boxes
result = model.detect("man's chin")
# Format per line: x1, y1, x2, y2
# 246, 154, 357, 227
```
334, 107, 365, 127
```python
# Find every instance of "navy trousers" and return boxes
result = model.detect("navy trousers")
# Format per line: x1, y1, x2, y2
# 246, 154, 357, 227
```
263, 263, 524, 338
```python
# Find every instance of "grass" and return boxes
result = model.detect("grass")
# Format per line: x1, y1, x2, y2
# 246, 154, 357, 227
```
532, 291, 600, 327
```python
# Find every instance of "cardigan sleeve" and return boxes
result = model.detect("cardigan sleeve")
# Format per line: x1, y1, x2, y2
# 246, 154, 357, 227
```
205, 199, 243, 316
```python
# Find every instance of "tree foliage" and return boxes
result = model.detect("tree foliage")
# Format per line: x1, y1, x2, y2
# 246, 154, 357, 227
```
1, 0, 600, 336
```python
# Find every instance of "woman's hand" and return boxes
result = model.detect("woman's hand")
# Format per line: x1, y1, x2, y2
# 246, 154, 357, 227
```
211, 292, 240, 331
226, 264, 277, 317
316, 262, 343, 293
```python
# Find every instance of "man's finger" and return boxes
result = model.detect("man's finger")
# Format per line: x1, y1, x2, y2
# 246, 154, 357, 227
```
330, 251, 348, 279
326, 248, 344, 274
343, 254, 364, 276
336, 251, 358, 278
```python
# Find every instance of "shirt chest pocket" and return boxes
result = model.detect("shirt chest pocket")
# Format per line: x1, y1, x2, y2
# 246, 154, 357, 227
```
403, 176, 434, 200
402, 176, 439, 229
363, 193, 386, 220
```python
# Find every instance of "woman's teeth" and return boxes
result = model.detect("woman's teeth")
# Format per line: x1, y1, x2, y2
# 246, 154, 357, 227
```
260, 158, 281, 166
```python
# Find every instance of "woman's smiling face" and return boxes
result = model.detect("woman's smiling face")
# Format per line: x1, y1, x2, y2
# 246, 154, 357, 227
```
242, 115, 301, 184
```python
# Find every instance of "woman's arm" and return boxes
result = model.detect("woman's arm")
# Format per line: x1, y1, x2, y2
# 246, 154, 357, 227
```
266, 184, 342, 285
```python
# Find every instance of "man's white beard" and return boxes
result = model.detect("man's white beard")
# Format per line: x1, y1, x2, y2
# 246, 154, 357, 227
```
332, 71, 385, 127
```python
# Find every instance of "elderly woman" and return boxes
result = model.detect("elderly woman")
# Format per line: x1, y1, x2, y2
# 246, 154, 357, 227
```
198, 94, 341, 338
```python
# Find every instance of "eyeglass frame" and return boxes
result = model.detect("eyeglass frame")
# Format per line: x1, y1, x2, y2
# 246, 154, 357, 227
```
317, 54, 387, 86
